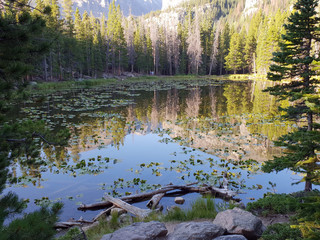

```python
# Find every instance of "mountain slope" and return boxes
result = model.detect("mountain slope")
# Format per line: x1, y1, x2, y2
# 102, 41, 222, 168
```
67, 0, 162, 17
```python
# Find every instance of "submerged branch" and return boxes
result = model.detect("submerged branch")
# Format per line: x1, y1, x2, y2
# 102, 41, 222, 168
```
78, 182, 240, 211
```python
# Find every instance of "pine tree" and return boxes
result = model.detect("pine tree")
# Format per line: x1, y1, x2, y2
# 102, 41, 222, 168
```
61, 0, 73, 35
107, 1, 127, 74
0, 2, 68, 238
244, 10, 262, 73
218, 22, 230, 75
262, 0, 320, 191
225, 32, 245, 73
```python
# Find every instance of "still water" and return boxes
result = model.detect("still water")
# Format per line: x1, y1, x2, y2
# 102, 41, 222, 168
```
5, 79, 304, 221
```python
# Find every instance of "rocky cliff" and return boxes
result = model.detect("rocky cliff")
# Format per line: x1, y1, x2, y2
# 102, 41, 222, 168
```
162, 0, 188, 10
61, 0, 162, 17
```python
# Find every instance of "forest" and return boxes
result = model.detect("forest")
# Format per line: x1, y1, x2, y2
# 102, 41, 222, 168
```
0, 0, 293, 81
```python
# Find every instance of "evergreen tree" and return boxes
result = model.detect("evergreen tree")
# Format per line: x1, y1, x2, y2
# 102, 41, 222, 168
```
244, 10, 262, 73
200, 12, 214, 74
262, 0, 320, 191
61, 0, 73, 35
218, 22, 230, 75
0, 2, 69, 239
107, 1, 127, 74
225, 32, 245, 73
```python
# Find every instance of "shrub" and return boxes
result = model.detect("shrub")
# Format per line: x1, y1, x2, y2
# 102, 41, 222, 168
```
261, 223, 303, 240
246, 193, 300, 215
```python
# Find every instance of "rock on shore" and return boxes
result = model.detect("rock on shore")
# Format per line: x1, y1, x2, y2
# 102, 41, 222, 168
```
100, 208, 266, 240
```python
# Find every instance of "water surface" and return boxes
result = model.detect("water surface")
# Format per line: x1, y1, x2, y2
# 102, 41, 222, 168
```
5, 79, 303, 221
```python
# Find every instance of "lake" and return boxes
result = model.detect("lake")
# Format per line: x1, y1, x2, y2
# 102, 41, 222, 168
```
5, 78, 304, 221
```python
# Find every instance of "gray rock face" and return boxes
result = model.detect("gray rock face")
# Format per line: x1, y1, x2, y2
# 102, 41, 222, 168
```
100, 221, 167, 240
167, 221, 225, 240
213, 208, 265, 240
214, 235, 248, 240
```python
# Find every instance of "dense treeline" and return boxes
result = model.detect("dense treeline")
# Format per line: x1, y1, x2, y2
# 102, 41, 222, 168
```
0, 0, 292, 80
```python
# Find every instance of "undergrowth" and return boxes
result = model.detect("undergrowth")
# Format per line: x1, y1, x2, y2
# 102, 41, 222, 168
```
261, 223, 303, 240
162, 196, 217, 222
247, 191, 320, 239
85, 213, 120, 240
246, 193, 300, 216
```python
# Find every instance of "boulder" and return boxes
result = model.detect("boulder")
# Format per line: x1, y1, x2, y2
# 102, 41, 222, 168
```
174, 197, 185, 205
213, 208, 265, 240
100, 221, 167, 240
213, 235, 248, 240
167, 221, 225, 240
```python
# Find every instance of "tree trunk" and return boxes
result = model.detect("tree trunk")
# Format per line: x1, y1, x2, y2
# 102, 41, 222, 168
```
305, 112, 314, 191
305, 172, 312, 192
118, 50, 121, 75
49, 51, 53, 81
43, 55, 48, 81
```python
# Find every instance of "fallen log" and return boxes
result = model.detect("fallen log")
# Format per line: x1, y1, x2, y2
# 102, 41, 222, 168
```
146, 193, 165, 209
78, 183, 239, 211
54, 218, 94, 229
55, 221, 82, 229
103, 195, 151, 219
78, 183, 196, 211
93, 206, 114, 222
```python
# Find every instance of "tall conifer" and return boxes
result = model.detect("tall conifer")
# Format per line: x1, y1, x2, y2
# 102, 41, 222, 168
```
263, 0, 320, 191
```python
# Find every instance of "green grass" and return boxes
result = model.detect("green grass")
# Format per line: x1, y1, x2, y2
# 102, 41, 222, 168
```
85, 213, 121, 240
72, 196, 217, 240
56, 227, 82, 240
27, 73, 267, 94
31, 78, 117, 92
162, 196, 217, 222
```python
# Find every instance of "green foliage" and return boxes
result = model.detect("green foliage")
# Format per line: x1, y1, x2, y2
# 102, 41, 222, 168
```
0, 203, 62, 240
263, 0, 320, 191
163, 196, 217, 221
86, 214, 120, 240
225, 32, 245, 73
261, 223, 303, 240
56, 227, 82, 240
0, 5, 48, 85
0, 192, 26, 226
246, 193, 300, 215
292, 193, 320, 239
248, 192, 320, 239
0, 2, 69, 238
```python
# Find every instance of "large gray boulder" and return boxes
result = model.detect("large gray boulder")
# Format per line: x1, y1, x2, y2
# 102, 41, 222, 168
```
167, 221, 225, 240
100, 221, 167, 240
213, 208, 265, 240
213, 235, 248, 240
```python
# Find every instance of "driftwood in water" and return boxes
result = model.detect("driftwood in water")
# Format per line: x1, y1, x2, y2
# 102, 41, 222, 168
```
103, 195, 151, 219
55, 218, 94, 229
78, 182, 197, 211
146, 193, 165, 209
78, 183, 239, 211
92, 206, 114, 222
